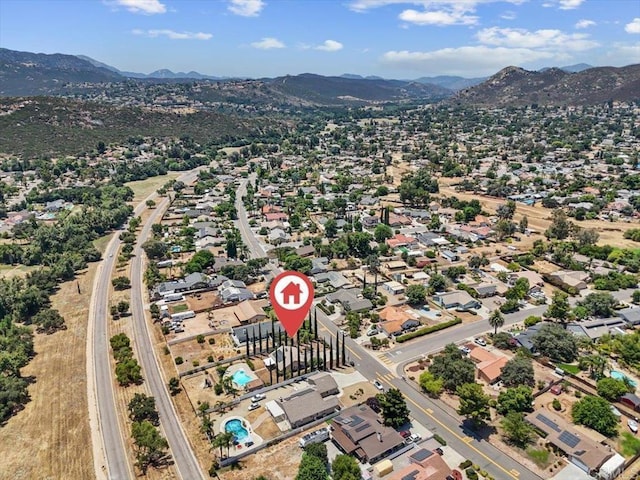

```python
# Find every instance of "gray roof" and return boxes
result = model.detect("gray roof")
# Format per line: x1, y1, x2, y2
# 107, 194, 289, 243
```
618, 307, 640, 325
232, 321, 282, 344
278, 389, 339, 427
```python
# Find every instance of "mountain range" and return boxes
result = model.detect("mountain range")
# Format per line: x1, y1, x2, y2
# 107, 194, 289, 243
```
1, 48, 638, 106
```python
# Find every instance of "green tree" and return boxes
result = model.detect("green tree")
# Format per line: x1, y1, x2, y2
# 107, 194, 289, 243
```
429, 344, 475, 392
374, 224, 393, 242
324, 219, 338, 238
497, 386, 534, 415
545, 209, 574, 240
128, 393, 159, 425
296, 453, 327, 480
331, 454, 361, 480
31, 308, 65, 334
377, 388, 410, 428
427, 273, 447, 294
141, 239, 168, 260
112, 276, 131, 290
406, 284, 427, 305
501, 354, 535, 387
545, 291, 571, 328
146, 199, 156, 209
577, 292, 618, 318
168, 377, 181, 395
501, 412, 534, 448
131, 420, 169, 474
117, 300, 130, 315
572, 395, 619, 437
418, 371, 444, 398
457, 382, 491, 427
304, 443, 328, 467
597, 377, 632, 401
488, 309, 505, 335
532, 323, 577, 362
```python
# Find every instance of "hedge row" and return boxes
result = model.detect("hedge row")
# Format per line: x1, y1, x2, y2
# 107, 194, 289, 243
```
395, 318, 462, 343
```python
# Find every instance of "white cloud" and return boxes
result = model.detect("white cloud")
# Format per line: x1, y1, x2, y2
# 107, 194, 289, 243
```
626, 18, 640, 34
477, 27, 598, 51
381, 46, 555, 76
501, 10, 517, 20
228, 0, 265, 17
315, 40, 344, 51
112, 0, 166, 14
575, 19, 595, 29
543, 0, 584, 9
348, 0, 526, 13
251, 37, 285, 49
399, 8, 478, 25
132, 29, 212, 40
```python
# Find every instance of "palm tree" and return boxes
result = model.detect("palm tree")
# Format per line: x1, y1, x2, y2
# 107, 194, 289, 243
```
488, 309, 505, 335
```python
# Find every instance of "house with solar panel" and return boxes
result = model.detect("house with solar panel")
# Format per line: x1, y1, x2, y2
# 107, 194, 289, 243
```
525, 410, 625, 479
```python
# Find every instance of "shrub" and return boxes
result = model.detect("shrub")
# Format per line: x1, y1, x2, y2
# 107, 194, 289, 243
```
433, 434, 447, 446
552, 398, 561, 411
246, 359, 255, 371
524, 315, 542, 327
396, 318, 462, 343
214, 383, 223, 395
207, 355, 214, 363
197, 334, 205, 344
208, 338, 215, 345
193, 360, 200, 367
163, 346, 170, 355
175, 357, 184, 365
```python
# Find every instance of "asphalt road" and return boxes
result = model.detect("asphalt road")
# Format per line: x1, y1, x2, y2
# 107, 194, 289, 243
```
90, 168, 205, 480
88, 234, 133, 480
233, 182, 542, 480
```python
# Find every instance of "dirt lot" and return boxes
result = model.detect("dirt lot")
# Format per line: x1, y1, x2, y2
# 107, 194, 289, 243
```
185, 291, 223, 313
340, 382, 379, 409
219, 435, 303, 480
170, 333, 241, 374
0, 263, 97, 480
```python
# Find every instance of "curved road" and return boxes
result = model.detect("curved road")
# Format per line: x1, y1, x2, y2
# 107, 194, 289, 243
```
89, 169, 205, 480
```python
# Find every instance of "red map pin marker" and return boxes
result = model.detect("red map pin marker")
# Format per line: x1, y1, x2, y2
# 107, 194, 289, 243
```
269, 271, 314, 338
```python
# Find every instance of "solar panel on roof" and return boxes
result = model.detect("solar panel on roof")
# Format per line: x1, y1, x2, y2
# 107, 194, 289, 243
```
350, 416, 364, 427
410, 449, 433, 461
536, 413, 562, 432
355, 424, 369, 432
558, 430, 580, 448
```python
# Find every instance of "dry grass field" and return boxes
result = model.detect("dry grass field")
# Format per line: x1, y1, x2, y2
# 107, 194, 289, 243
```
0, 263, 97, 480
125, 173, 180, 204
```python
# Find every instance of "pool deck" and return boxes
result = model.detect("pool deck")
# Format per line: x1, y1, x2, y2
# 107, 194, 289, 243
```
220, 415, 264, 452
225, 362, 260, 389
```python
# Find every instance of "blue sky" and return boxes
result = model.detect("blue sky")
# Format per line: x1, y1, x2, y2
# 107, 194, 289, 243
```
1, 0, 639, 78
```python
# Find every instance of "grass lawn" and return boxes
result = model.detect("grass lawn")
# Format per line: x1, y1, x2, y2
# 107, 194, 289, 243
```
125, 173, 180, 204
621, 432, 640, 457
527, 447, 552, 468
171, 303, 189, 313
93, 232, 114, 254
556, 363, 580, 375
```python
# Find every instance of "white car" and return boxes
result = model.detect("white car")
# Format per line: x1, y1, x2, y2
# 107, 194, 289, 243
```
248, 402, 260, 411
629, 419, 638, 433
459, 345, 471, 355
405, 433, 422, 444
474, 338, 487, 347
251, 393, 266, 402
373, 380, 384, 391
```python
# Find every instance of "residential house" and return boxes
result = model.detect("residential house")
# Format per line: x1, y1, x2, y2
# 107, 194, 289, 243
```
296, 245, 316, 257
231, 321, 282, 346
264, 345, 304, 373
325, 289, 373, 313
440, 250, 459, 262
307, 372, 339, 397
526, 410, 624, 479
233, 300, 267, 324
617, 307, 640, 326
275, 388, 340, 429
470, 283, 497, 298
386, 234, 417, 249
508, 271, 545, 288
620, 393, 640, 412
268, 228, 289, 245
152, 272, 212, 299
567, 317, 627, 342
433, 291, 480, 310
310, 257, 330, 275
388, 212, 412, 227
469, 347, 508, 384
331, 404, 405, 464
314, 271, 352, 289
219, 280, 254, 302
549, 270, 589, 291
389, 448, 455, 480
382, 281, 405, 295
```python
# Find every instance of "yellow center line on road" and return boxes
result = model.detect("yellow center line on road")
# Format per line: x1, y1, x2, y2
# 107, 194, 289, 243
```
346, 345, 362, 360
377, 376, 519, 480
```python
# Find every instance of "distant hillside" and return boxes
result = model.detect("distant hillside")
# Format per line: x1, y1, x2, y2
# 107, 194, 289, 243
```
453, 64, 640, 106
414, 75, 485, 91
268, 73, 452, 104
0, 48, 122, 95
77, 55, 226, 80
539, 63, 593, 73
0, 97, 266, 158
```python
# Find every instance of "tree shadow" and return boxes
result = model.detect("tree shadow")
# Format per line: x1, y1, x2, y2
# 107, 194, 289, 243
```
461, 419, 496, 441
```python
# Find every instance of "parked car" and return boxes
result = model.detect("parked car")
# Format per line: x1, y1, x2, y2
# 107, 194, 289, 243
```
405, 433, 422, 444
399, 430, 411, 439
367, 328, 379, 336
373, 380, 384, 391
248, 402, 260, 411
434, 447, 444, 455
251, 393, 266, 402
629, 419, 638, 433
458, 345, 471, 354
474, 338, 487, 347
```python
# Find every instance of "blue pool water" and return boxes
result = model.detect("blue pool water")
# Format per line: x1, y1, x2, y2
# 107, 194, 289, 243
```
225, 419, 249, 442
611, 370, 637, 387
232, 369, 253, 387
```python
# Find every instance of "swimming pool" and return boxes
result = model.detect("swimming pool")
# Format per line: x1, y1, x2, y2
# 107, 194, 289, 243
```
232, 369, 253, 387
611, 370, 638, 387
225, 419, 249, 442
